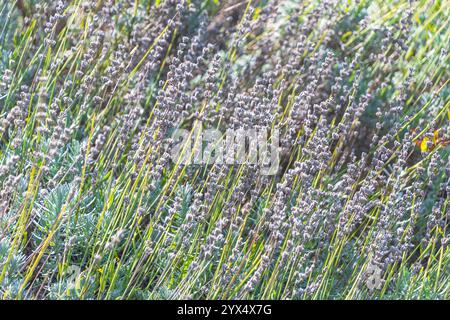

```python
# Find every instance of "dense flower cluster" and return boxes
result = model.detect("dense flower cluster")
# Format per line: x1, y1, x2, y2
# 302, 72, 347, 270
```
0, 0, 448, 299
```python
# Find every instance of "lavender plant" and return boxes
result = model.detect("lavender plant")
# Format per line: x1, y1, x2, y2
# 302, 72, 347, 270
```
0, 0, 448, 300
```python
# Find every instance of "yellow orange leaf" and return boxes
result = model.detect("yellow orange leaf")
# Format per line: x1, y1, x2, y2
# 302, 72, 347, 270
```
433, 130, 439, 144
420, 137, 429, 152
253, 7, 261, 20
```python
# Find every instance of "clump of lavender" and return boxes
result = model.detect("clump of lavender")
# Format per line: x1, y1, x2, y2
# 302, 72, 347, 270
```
0, 0, 448, 300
